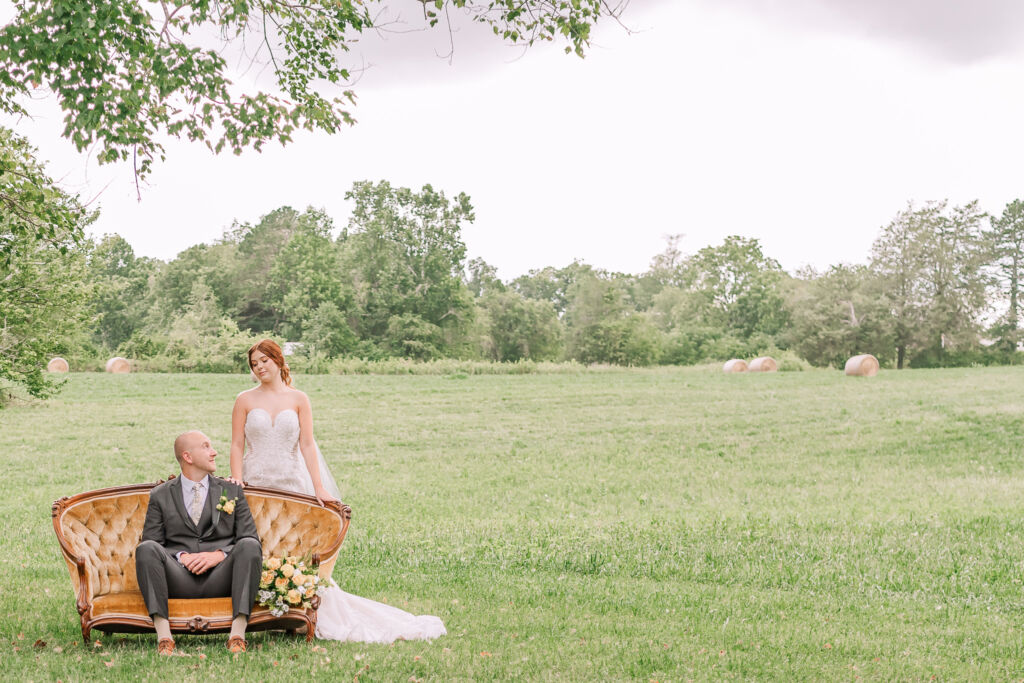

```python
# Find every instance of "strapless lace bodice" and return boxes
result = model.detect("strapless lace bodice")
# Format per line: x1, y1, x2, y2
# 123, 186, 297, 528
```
243, 408, 311, 494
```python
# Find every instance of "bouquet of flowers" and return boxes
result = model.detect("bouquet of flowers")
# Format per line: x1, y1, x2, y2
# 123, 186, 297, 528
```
256, 554, 328, 617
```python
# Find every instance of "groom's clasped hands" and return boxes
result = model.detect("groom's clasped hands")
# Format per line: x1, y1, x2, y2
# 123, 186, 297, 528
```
177, 550, 226, 575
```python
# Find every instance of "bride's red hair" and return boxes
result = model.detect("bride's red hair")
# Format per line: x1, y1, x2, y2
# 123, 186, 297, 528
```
248, 339, 292, 386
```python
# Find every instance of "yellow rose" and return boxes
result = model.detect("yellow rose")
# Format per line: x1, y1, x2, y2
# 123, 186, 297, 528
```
305, 587, 315, 598
281, 564, 295, 578
223, 501, 235, 514
267, 557, 282, 571
292, 572, 306, 586
287, 589, 302, 605
275, 577, 289, 591
286, 555, 299, 565
259, 571, 272, 588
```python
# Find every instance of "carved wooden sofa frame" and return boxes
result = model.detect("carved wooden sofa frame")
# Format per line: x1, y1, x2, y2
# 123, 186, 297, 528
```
52, 479, 351, 642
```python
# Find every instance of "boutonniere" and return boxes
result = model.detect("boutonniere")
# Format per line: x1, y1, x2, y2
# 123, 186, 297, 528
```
216, 495, 238, 515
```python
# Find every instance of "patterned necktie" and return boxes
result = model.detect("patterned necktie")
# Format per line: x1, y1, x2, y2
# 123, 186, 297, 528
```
190, 482, 203, 525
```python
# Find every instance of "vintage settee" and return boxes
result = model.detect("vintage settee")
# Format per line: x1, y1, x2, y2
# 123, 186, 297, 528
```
52, 478, 351, 642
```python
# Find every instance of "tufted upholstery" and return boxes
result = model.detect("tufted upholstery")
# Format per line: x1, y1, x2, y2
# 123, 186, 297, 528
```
52, 481, 350, 641
60, 492, 149, 598
247, 495, 343, 580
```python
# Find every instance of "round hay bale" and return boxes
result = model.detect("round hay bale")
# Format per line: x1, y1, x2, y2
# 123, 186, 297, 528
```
105, 357, 131, 374
47, 357, 69, 373
749, 356, 778, 372
844, 354, 879, 377
723, 359, 748, 373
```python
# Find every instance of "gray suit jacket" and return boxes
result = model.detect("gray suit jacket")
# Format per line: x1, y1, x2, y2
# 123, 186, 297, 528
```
141, 475, 260, 557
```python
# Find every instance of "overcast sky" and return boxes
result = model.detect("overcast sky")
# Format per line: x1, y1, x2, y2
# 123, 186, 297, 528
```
7, 0, 1024, 279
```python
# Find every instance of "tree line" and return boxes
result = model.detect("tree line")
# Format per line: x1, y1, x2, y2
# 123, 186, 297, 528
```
9, 2, 1014, 399
8, 172, 1021, 400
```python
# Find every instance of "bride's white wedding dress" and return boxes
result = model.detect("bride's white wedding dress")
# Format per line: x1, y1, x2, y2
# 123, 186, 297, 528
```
242, 407, 447, 643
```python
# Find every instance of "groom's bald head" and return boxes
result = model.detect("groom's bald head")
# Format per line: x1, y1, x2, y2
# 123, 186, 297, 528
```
173, 430, 204, 464
174, 430, 218, 478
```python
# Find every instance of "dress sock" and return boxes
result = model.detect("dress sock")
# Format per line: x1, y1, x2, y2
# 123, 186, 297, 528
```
230, 615, 248, 639
153, 615, 172, 641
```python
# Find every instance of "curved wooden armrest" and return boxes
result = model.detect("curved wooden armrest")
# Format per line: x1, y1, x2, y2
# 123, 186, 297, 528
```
52, 496, 92, 615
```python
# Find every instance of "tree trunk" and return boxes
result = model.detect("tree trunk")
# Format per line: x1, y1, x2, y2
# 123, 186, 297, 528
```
1010, 256, 1019, 345
897, 345, 905, 369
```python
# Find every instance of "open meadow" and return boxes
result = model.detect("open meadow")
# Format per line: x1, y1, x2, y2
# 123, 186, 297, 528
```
1, 366, 1024, 681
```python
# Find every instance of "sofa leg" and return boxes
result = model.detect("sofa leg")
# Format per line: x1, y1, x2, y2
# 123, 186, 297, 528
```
81, 624, 91, 644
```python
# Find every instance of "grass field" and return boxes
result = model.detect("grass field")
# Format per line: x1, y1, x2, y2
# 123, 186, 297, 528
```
2, 366, 1024, 681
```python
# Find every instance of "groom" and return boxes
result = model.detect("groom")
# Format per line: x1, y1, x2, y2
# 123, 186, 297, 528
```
135, 431, 262, 654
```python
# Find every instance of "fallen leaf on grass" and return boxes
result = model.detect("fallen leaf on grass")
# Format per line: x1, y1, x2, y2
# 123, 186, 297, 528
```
480, 651, 493, 657
53, 646, 63, 653
823, 643, 832, 650
413, 655, 421, 661
17, 633, 24, 640
104, 660, 114, 668
33, 639, 47, 649
312, 645, 327, 654
93, 640, 103, 648
198, 654, 206, 661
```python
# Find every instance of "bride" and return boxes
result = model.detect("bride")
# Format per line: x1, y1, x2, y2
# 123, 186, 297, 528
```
229, 339, 446, 643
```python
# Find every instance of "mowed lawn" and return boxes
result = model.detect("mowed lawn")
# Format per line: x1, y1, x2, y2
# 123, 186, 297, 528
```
2, 366, 1024, 681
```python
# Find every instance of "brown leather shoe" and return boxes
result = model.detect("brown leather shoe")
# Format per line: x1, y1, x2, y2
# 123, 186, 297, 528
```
157, 638, 175, 655
227, 636, 247, 653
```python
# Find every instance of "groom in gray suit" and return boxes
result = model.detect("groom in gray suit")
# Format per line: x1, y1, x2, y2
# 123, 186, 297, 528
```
135, 430, 262, 654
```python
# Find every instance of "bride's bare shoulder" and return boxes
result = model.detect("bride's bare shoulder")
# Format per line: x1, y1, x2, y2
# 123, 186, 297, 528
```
234, 387, 261, 406
288, 386, 311, 406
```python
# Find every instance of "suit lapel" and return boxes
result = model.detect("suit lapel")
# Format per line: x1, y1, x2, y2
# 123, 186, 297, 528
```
206, 479, 222, 535
169, 476, 198, 533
